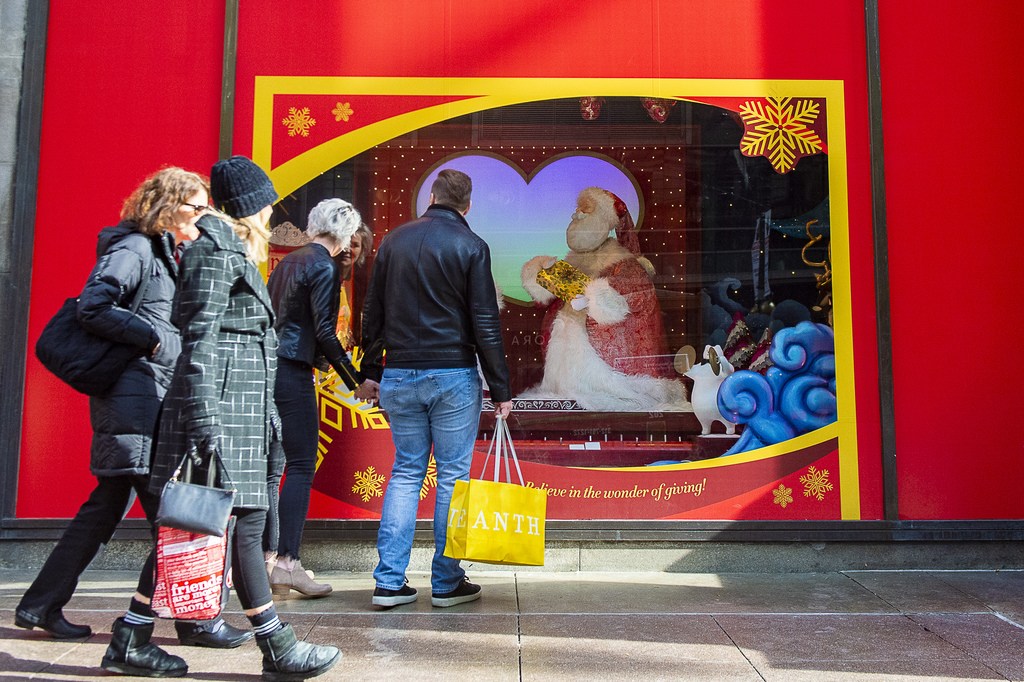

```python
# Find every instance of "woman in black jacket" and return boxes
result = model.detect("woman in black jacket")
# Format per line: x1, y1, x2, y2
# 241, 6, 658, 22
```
101, 156, 341, 681
14, 167, 236, 641
265, 198, 374, 596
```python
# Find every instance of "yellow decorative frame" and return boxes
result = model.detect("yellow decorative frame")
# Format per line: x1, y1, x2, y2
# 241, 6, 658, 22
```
252, 76, 858, 520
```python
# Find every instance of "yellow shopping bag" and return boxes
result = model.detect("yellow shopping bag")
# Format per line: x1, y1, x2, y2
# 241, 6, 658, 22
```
444, 417, 546, 566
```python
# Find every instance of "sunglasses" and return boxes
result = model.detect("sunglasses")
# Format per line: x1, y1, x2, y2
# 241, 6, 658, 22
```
182, 202, 208, 216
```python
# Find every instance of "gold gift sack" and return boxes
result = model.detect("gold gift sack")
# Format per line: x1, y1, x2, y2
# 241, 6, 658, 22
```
536, 260, 590, 302
444, 417, 546, 566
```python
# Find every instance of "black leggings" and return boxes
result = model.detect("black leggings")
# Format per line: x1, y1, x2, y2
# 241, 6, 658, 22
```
229, 508, 274, 609
139, 507, 273, 610
273, 358, 319, 560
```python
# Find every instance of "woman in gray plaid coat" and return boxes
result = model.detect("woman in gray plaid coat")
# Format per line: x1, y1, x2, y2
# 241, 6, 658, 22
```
101, 157, 341, 681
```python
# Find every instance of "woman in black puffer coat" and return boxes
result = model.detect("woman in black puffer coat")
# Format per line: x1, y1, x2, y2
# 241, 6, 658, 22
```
15, 167, 214, 640
83, 220, 181, 473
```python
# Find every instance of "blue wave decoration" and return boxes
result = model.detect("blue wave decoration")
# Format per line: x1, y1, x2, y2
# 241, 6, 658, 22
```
717, 322, 837, 455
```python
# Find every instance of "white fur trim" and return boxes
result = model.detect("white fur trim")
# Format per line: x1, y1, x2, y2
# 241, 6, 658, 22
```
518, 306, 689, 412
494, 282, 505, 311
584, 278, 629, 325
637, 256, 656, 278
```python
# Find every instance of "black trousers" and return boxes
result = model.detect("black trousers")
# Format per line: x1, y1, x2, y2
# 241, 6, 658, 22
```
18, 474, 161, 619
273, 358, 319, 560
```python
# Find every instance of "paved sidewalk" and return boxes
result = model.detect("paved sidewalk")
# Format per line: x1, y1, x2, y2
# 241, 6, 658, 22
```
2, 569, 1024, 680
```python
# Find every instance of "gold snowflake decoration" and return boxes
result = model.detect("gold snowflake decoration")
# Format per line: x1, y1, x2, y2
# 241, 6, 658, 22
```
315, 366, 390, 433
281, 107, 316, 137
419, 455, 437, 500
332, 102, 354, 122
799, 466, 834, 501
738, 96, 823, 174
314, 430, 332, 472
772, 483, 794, 509
352, 465, 385, 502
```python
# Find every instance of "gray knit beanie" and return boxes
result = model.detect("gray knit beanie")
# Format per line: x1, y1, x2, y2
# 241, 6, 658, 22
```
210, 156, 278, 218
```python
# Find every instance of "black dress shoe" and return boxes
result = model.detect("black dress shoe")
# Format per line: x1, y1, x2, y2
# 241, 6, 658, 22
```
175, 618, 253, 648
15, 608, 92, 639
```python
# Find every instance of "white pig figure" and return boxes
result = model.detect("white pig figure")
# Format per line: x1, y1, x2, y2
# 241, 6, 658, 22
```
684, 345, 736, 435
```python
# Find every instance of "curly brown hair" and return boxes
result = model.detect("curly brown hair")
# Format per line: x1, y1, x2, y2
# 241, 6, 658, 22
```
120, 167, 209, 236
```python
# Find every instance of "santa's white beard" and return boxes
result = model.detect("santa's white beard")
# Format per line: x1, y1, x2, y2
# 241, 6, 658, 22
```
519, 308, 690, 412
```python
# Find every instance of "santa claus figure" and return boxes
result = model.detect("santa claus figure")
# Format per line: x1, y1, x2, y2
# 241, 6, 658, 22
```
520, 187, 688, 411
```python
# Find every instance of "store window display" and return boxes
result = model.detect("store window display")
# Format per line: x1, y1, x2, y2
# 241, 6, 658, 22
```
265, 92, 844, 521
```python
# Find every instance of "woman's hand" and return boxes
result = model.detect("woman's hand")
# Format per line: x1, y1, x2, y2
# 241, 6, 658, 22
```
187, 424, 223, 465
354, 379, 380, 404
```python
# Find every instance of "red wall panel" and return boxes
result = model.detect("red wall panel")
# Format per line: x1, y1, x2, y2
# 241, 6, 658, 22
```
878, 1, 1024, 519
18, 1, 225, 516
231, 0, 884, 519
26, 1, 1023, 522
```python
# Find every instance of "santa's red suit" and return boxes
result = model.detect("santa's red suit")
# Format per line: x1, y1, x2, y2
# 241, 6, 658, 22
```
521, 188, 687, 411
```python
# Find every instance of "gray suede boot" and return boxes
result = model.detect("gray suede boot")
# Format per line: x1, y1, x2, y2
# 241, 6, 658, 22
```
101, 617, 188, 678
256, 623, 341, 681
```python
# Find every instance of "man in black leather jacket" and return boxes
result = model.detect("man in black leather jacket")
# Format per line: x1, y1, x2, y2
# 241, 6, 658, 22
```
360, 169, 512, 609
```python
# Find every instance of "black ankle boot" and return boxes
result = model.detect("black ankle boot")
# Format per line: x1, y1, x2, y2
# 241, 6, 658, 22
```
175, 617, 254, 648
100, 617, 188, 678
256, 623, 340, 681
14, 608, 92, 639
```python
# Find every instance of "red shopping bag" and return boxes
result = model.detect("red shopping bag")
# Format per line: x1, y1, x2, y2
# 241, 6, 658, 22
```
151, 518, 234, 620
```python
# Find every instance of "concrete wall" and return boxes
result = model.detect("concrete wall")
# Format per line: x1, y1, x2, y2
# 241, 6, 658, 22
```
2, 538, 1023, 573
0, 0, 26, 273
0, 0, 30, 519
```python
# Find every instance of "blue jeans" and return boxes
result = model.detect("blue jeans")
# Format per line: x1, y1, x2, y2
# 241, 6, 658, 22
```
373, 367, 482, 593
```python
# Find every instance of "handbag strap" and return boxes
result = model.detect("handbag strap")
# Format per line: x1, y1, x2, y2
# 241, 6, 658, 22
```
121, 232, 154, 314
480, 416, 525, 486
128, 263, 151, 314
170, 449, 236, 491
78, 233, 153, 313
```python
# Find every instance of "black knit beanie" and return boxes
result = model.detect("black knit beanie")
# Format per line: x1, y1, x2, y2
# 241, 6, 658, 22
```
210, 156, 279, 219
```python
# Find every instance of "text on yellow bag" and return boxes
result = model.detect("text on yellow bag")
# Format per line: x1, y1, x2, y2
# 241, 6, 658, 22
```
444, 416, 546, 566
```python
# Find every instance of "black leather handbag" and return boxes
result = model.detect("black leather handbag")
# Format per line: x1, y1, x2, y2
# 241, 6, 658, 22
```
156, 451, 236, 537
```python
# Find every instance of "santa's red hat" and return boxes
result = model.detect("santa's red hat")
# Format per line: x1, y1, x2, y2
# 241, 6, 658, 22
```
602, 189, 640, 256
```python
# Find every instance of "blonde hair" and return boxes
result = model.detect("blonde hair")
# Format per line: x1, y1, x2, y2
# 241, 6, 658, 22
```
121, 167, 209, 236
208, 208, 271, 264
353, 222, 374, 266
237, 215, 271, 264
